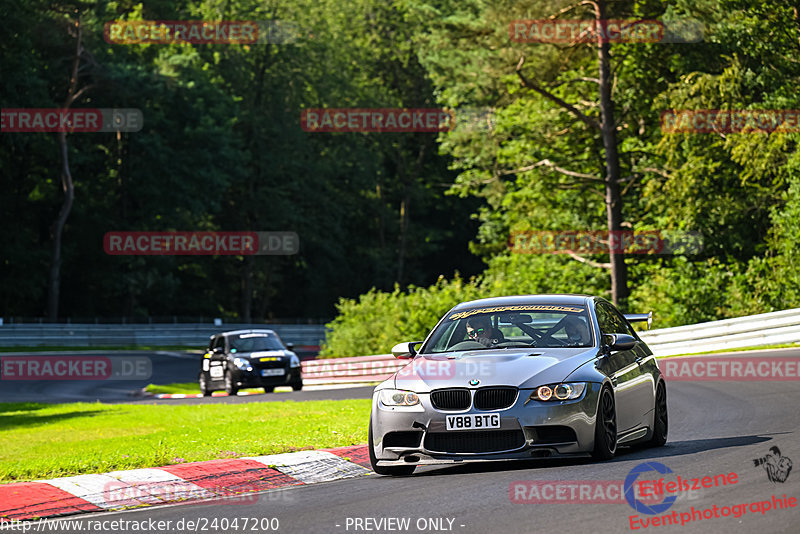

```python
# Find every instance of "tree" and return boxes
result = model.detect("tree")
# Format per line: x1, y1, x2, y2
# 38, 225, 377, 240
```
45, 11, 98, 321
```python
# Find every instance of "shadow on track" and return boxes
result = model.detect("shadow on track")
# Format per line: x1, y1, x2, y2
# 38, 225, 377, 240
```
397, 433, 786, 478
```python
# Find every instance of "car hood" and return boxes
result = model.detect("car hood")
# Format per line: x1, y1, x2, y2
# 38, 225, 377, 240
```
390, 348, 597, 392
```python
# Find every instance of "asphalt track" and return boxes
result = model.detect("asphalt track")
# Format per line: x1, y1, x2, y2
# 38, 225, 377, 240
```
0, 351, 373, 404
25, 349, 800, 534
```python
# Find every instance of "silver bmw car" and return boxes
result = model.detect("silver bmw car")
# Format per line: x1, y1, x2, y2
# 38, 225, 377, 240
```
369, 294, 667, 475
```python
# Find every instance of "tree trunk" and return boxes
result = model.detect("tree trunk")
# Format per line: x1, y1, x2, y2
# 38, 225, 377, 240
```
47, 18, 89, 322
239, 46, 270, 321
46, 131, 74, 321
595, 0, 628, 307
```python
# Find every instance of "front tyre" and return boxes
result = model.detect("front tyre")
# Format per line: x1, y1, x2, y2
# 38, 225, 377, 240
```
369, 420, 415, 476
224, 370, 239, 396
199, 373, 213, 397
591, 386, 617, 460
645, 381, 668, 447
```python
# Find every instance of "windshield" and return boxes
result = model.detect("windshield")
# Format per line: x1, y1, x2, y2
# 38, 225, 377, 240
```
229, 334, 285, 353
421, 304, 594, 353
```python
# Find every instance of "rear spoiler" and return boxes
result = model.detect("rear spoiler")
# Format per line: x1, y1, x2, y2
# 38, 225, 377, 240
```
624, 311, 653, 330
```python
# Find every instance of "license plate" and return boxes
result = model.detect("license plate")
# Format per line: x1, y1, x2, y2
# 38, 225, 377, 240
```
446, 413, 501, 431
261, 369, 285, 377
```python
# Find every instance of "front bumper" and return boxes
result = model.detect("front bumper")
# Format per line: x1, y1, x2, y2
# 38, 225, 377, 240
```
232, 367, 302, 387
371, 383, 603, 466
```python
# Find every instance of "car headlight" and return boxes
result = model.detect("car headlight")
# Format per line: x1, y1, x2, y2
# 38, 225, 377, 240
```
289, 354, 301, 368
233, 357, 251, 370
379, 389, 420, 406
527, 382, 587, 403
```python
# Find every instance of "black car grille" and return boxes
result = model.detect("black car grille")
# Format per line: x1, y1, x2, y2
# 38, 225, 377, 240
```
430, 389, 471, 410
474, 387, 518, 410
424, 430, 525, 453
251, 360, 286, 370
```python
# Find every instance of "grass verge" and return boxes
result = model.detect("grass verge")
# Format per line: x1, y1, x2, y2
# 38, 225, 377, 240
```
144, 383, 265, 395
0, 399, 370, 483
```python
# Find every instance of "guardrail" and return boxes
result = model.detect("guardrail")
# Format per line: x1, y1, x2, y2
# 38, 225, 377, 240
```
0, 323, 327, 358
638, 307, 800, 357
301, 307, 800, 384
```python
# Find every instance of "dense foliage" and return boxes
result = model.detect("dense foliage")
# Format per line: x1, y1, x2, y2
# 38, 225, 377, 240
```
2, 1, 798, 355
321, 0, 800, 356
1, 0, 483, 320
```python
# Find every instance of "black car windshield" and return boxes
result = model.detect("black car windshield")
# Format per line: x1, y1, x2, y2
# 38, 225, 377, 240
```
421, 304, 594, 353
229, 334, 284, 353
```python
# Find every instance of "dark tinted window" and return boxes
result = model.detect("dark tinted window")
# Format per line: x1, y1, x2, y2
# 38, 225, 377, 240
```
596, 302, 635, 336
422, 304, 593, 353
229, 333, 284, 352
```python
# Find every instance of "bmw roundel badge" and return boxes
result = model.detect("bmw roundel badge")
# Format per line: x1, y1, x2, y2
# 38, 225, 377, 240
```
469, 379, 480, 386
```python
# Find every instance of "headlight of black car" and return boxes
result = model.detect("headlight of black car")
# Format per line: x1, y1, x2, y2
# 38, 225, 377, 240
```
233, 357, 252, 370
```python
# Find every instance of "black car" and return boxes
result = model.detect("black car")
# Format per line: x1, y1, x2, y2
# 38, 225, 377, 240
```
198, 329, 303, 396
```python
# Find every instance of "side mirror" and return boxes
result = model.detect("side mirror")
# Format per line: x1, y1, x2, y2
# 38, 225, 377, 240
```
286, 343, 295, 351
391, 341, 421, 359
213, 346, 224, 354
605, 334, 637, 352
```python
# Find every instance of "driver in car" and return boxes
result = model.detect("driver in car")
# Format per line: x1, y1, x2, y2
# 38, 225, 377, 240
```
466, 316, 504, 347
563, 316, 590, 346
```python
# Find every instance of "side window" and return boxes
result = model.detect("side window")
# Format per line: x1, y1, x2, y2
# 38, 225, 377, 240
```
609, 308, 637, 337
597, 303, 636, 336
213, 336, 226, 352
207, 337, 216, 351
595, 304, 615, 334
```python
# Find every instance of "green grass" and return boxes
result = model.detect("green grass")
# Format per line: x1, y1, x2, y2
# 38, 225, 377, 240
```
0, 345, 202, 353
144, 383, 265, 395
658, 341, 800, 358
0, 399, 370, 483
